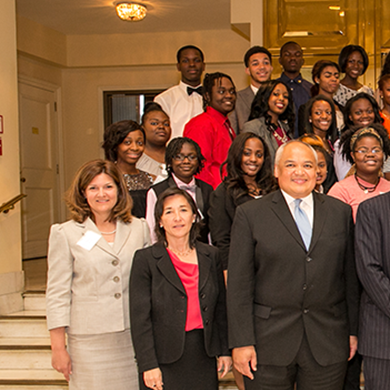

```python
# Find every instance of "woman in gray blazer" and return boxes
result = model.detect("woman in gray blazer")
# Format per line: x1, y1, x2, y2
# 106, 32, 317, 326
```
130, 188, 231, 390
46, 159, 150, 390
242, 79, 294, 163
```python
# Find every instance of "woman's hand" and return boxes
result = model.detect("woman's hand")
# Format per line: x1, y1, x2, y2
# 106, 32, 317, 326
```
143, 367, 163, 390
217, 355, 232, 378
51, 348, 72, 382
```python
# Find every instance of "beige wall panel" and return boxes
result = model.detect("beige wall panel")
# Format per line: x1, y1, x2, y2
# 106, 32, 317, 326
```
66, 29, 248, 67
16, 15, 67, 67
0, 0, 22, 274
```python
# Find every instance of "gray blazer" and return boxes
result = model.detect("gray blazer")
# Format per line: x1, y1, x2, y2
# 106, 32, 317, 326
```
228, 86, 254, 134
46, 217, 150, 335
242, 117, 292, 164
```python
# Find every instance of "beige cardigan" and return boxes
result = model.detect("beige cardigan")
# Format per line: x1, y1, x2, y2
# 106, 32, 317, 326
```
46, 217, 150, 335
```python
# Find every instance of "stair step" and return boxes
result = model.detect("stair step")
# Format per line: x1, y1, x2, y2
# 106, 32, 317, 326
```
23, 291, 46, 312
0, 369, 66, 383
0, 349, 53, 370
0, 318, 48, 338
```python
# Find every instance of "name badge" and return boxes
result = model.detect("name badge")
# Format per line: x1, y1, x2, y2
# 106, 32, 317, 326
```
77, 230, 101, 251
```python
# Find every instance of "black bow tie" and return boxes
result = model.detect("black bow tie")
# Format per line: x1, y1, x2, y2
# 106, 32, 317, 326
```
187, 86, 203, 96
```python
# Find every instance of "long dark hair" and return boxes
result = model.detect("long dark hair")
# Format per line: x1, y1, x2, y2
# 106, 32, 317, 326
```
222, 132, 276, 205
248, 80, 295, 135
303, 95, 338, 145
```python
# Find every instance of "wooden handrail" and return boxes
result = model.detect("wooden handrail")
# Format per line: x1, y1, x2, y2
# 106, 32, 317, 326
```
0, 194, 26, 214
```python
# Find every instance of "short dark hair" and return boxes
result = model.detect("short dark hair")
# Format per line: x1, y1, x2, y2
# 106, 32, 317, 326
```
154, 187, 201, 248
140, 102, 168, 125
380, 51, 390, 78
65, 159, 132, 223
340, 123, 390, 164
202, 72, 235, 110
248, 79, 295, 135
338, 45, 369, 74
102, 120, 145, 162
343, 92, 383, 128
303, 95, 338, 145
222, 132, 276, 204
378, 74, 390, 91
165, 137, 205, 175
244, 46, 272, 67
176, 45, 204, 63
279, 41, 302, 57
310, 60, 340, 97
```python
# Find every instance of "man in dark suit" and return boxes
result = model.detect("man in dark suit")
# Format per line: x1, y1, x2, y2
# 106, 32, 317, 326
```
227, 141, 360, 389
229, 46, 273, 134
355, 193, 390, 389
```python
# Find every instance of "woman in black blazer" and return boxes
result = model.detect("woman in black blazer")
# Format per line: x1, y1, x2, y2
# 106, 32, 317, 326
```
209, 132, 277, 273
130, 188, 231, 390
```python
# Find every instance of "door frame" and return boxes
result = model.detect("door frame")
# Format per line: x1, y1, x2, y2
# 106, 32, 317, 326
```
18, 75, 66, 226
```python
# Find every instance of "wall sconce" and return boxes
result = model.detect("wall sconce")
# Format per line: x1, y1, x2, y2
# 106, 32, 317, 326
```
116, 3, 147, 21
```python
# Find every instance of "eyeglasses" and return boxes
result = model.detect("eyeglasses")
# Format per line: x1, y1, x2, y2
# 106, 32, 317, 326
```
354, 147, 383, 155
172, 154, 198, 162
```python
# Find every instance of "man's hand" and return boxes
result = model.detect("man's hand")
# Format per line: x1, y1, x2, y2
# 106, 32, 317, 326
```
348, 336, 358, 361
232, 345, 257, 380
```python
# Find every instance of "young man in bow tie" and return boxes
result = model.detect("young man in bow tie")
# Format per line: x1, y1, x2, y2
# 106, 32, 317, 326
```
154, 45, 205, 139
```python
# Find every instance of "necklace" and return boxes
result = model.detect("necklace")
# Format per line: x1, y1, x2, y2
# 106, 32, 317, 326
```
100, 229, 117, 235
354, 174, 379, 194
168, 247, 193, 257
271, 122, 289, 144
247, 184, 261, 196
381, 110, 390, 120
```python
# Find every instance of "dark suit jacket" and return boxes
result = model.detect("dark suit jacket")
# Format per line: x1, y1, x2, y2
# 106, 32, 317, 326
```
130, 241, 229, 373
227, 190, 359, 367
151, 176, 212, 243
208, 182, 254, 270
229, 86, 254, 134
355, 192, 390, 359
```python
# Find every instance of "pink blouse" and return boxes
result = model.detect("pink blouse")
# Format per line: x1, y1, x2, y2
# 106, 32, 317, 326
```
168, 249, 203, 331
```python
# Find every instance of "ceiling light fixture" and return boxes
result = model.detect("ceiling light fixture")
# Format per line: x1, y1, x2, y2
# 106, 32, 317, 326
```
115, 2, 147, 22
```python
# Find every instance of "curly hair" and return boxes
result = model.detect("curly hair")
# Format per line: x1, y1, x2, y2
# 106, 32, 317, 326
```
244, 46, 272, 67
65, 159, 132, 223
248, 80, 295, 135
343, 93, 383, 128
310, 60, 340, 97
102, 120, 145, 162
165, 137, 205, 176
202, 72, 236, 111
338, 45, 369, 74
222, 132, 277, 205
303, 95, 338, 145
340, 123, 390, 164
154, 187, 201, 248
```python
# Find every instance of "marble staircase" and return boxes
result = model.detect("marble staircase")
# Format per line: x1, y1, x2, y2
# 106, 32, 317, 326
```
0, 290, 68, 389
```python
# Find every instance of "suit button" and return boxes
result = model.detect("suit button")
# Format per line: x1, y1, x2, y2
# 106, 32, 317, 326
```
306, 257, 312, 262
303, 284, 307, 290
113, 276, 120, 283
114, 293, 121, 299
203, 306, 208, 312
201, 293, 206, 299
303, 309, 309, 314
205, 320, 210, 325
112, 260, 119, 266
181, 296, 185, 299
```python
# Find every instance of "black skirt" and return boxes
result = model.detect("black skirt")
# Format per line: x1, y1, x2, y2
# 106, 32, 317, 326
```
139, 329, 218, 390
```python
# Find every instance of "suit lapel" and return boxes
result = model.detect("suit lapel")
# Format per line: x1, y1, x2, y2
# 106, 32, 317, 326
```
83, 218, 119, 258
114, 220, 131, 255
307, 193, 326, 253
243, 86, 255, 109
154, 244, 186, 294
270, 190, 306, 250
197, 243, 211, 292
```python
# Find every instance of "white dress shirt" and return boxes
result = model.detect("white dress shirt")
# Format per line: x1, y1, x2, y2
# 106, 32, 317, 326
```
154, 81, 203, 140
281, 190, 314, 228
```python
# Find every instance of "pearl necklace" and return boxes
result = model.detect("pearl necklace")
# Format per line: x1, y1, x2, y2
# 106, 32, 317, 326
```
99, 229, 117, 235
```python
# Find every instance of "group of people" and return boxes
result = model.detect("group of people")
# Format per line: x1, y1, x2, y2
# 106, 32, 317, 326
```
44, 41, 390, 390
